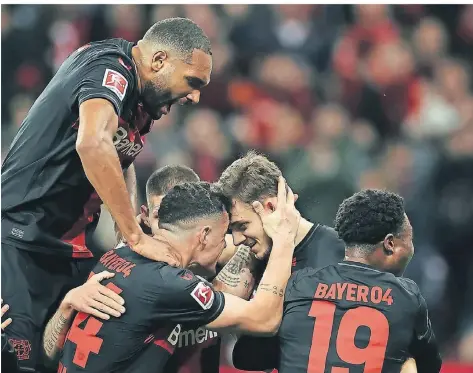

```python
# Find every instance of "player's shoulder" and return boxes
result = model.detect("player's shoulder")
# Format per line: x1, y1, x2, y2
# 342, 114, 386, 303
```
74, 38, 133, 61
286, 265, 337, 299
395, 276, 422, 301
63, 38, 135, 79
310, 224, 345, 250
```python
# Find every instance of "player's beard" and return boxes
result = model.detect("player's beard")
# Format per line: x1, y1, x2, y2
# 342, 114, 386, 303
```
141, 77, 173, 120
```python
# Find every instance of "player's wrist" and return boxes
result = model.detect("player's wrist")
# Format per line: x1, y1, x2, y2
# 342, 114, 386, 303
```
59, 295, 75, 316
271, 235, 296, 250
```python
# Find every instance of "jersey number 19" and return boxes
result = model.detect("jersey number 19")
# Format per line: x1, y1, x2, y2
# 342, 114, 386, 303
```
308, 300, 389, 373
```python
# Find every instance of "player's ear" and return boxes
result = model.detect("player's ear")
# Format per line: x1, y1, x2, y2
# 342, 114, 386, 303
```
263, 196, 277, 212
198, 226, 211, 249
151, 51, 167, 72
383, 234, 395, 255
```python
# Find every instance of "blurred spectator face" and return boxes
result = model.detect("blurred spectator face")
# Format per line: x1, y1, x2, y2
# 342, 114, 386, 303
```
182, 5, 222, 42
140, 48, 212, 121
151, 5, 180, 21
222, 4, 249, 20
355, 5, 390, 26
266, 104, 305, 152
275, 5, 314, 22
184, 109, 227, 157
367, 42, 414, 86
458, 5, 473, 42
258, 54, 310, 93
435, 60, 470, 102
351, 119, 378, 150
448, 124, 473, 157
211, 42, 233, 76
107, 5, 142, 40
310, 104, 349, 142
413, 17, 447, 61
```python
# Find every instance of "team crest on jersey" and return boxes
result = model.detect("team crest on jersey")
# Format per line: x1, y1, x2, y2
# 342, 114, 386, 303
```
8, 339, 32, 361
102, 68, 128, 101
191, 282, 215, 310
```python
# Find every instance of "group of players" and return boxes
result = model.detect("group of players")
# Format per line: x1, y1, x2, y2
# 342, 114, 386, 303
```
1, 16, 442, 373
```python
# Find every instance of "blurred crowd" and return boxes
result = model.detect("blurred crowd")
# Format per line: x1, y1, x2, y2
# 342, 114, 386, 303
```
2, 4, 473, 363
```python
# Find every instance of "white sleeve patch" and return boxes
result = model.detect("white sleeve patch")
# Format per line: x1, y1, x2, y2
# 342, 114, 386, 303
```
190, 281, 215, 310
102, 68, 128, 101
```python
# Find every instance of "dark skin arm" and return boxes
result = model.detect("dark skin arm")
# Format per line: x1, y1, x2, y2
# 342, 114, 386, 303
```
114, 164, 138, 244
77, 99, 177, 265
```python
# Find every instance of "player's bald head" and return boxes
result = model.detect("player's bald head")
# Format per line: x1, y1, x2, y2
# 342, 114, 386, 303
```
142, 17, 212, 63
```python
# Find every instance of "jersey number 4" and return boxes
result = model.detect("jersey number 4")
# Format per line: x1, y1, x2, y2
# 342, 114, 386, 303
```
308, 300, 389, 373
65, 282, 123, 368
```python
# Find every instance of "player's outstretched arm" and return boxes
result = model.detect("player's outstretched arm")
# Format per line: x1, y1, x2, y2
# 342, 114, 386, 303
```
77, 99, 142, 247
114, 163, 138, 244
41, 271, 125, 368
206, 177, 300, 335
77, 99, 178, 265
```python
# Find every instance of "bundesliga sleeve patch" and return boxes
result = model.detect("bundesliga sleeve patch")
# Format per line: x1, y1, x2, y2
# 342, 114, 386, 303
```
102, 68, 128, 101
191, 281, 215, 310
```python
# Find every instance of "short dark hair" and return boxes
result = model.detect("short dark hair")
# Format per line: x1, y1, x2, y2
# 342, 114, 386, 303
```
143, 17, 212, 62
334, 189, 406, 249
146, 165, 200, 201
217, 151, 282, 204
158, 182, 231, 230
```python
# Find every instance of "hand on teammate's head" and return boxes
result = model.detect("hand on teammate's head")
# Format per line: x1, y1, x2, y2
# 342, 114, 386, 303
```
252, 177, 301, 244
62, 271, 126, 320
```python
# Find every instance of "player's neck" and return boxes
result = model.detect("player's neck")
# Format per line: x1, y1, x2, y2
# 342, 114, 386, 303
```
344, 256, 372, 266
295, 217, 314, 247
151, 232, 186, 267
131, 45, 143, 93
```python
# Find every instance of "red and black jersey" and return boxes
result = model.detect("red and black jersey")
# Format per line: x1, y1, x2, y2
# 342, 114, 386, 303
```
278, 262, 442, 373
232, 223, 346, 371
59, 245, 225, 373
1, 38, 153, 258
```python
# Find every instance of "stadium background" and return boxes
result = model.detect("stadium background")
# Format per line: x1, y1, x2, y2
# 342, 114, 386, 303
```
1, 3, 473, 372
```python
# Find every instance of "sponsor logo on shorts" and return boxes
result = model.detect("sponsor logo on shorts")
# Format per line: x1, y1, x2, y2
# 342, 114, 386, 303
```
191, 282, 214, 310
102, 68, 128, 100
9, 339, 32, 361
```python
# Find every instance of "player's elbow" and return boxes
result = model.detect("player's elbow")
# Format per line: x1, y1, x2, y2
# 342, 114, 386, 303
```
246, 313, 281, 336
76, 135, 101, 156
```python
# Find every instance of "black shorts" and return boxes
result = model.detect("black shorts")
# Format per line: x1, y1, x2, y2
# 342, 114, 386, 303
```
1, 243, 96, 372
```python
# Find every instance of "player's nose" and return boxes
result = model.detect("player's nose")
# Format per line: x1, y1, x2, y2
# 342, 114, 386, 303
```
185, 90, 200, 105
232, 231, 246, 247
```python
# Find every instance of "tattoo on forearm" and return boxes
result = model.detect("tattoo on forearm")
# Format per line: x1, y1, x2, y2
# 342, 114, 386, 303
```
43, 310, 72, 360
258, 283, 285, 298
214, 246, 262, 298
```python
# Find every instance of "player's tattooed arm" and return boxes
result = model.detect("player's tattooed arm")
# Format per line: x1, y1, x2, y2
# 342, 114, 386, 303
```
41, 303, 74, 367
257, 283, 285, 298
213, 245, 263, 300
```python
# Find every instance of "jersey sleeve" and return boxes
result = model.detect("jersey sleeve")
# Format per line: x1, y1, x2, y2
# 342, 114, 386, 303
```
75, 54, 134, 116
149, 267, 225, 327
409, 293, 442, 373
